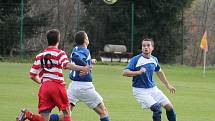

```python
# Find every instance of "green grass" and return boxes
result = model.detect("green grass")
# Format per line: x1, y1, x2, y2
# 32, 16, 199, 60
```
0, 62, 215, 121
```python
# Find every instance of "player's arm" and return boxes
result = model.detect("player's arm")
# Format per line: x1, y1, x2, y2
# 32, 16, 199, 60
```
64, 63, 90, 75
29, 59, 41, 84
123, 68, 146, 77
60, 51, 90, 74
71, 53, 87, 66
29, 68, 41, 84
156, 69, 176, 93
30, 75, 41, 84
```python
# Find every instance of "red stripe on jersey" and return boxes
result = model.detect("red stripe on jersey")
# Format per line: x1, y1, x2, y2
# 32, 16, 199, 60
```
41, 69, 64, 77
42, 77, 65, 85
60, 58, 69, 66
29, 72, 37, 76
32, 65, 41, 69
32, 63, 62, 70
29, 47, 69, 84
57, 51, 66, 59
35, 54, 59, 61
63, 62, 69, 69
45, 47, 61, 53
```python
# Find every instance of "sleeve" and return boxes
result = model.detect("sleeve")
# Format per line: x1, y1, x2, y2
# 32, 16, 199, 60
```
59, 51, 70, 68
71, 53, 87, 66
29, 57, 41, 76
154, 57, 161, 72
125, 57, 136, 71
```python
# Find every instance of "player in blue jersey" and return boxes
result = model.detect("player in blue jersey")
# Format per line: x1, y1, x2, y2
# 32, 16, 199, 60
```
68, 31, 110, 121
123, 38, 176, 121
49, 31, 111, 121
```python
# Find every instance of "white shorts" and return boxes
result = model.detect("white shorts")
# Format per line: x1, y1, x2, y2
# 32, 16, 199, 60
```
67, 81, 103, 109
133, 86, 171, 109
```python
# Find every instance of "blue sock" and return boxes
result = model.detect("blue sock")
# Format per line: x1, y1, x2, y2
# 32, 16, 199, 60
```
100, 116, 110, 121
166, 109, 176, 121
49, 114, 59, 121
150, 103, 162, 121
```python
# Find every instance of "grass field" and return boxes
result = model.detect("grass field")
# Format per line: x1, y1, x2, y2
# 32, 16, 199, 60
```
0, 62, 215, 121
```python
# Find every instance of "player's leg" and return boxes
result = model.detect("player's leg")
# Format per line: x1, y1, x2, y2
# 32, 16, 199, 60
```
16, 109, 48, 121
77, 83, 110, 121
61, 107, 71, 121
37, 82, 56, 121
93, 102, 110, 121
39, 110, 51, 121
49, 82, 79, 121
49, 105, 71, 121
152, 87, 176, 121
164, 103, 176, 121
16, 81, 55, 121
53, 83, 72, 121
133, 87, 161, 121
150, 103, 162, 121
49, 107, 71, 121
67, 82, 79, 113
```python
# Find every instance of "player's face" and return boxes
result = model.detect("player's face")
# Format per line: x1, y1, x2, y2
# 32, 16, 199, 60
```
142, 41, 154, 55
84, 33, 89, 46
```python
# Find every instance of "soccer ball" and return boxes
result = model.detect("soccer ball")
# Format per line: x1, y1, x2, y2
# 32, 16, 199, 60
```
103, 0, 118, 5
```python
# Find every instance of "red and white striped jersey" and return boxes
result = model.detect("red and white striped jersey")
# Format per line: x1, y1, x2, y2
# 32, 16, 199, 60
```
29, 46, 69, 84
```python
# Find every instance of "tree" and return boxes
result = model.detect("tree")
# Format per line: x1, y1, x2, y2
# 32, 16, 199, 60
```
79, 0, 193, 63
0, 0, 49, 56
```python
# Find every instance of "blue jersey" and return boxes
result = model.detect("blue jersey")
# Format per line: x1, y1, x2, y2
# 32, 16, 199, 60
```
125, 54, 160, 88
69, 46, 92, 82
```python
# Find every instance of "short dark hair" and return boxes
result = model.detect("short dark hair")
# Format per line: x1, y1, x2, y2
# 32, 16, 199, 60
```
142, 38, 154, 47
74, 31, 86, 45
46, 29, 60, 46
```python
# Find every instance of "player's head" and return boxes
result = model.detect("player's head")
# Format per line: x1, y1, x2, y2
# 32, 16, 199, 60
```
141, 38, 154, 55
74, 31, 89, 47
46, 29, 60, 46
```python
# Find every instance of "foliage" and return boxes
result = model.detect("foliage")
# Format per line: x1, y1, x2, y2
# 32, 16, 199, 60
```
80, 0, 193, 63
0, 0, 49, 56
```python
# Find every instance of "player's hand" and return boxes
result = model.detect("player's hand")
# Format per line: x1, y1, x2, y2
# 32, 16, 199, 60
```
138, 67, 146, 75
79, 65, 91, 76
167, 84, 176, 94
91, 59, 97, 64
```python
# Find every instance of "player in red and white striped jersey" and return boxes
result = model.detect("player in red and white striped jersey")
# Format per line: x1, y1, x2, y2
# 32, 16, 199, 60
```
30, 46, 71, 85
16, 29, 90, 121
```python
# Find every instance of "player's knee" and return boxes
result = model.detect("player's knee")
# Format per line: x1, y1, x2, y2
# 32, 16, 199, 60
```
96, 104, 108, 117
62, 109, 70, 116
150, 103, 162, 114
99, 107, 108, 116
164, 103, 174, 111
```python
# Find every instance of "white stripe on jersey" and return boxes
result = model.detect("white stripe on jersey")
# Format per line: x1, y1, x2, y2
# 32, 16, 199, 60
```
33, 59, 40, 65
42, 73, 64, 80
37, 50, 60, 57
72, 71, 76, 77
59, 54, 68, 62
136, 56, 157, 68
86, 53, 91, 61
33, 59, 59, 66
30, 68, 42, 75
30, 47, 69, 84
42, 67, 63, 73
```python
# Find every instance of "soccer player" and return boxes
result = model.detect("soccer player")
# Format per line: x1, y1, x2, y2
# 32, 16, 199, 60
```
16, 29, 90, 121
122, 38, 176, 121
49, 31, 110, 121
